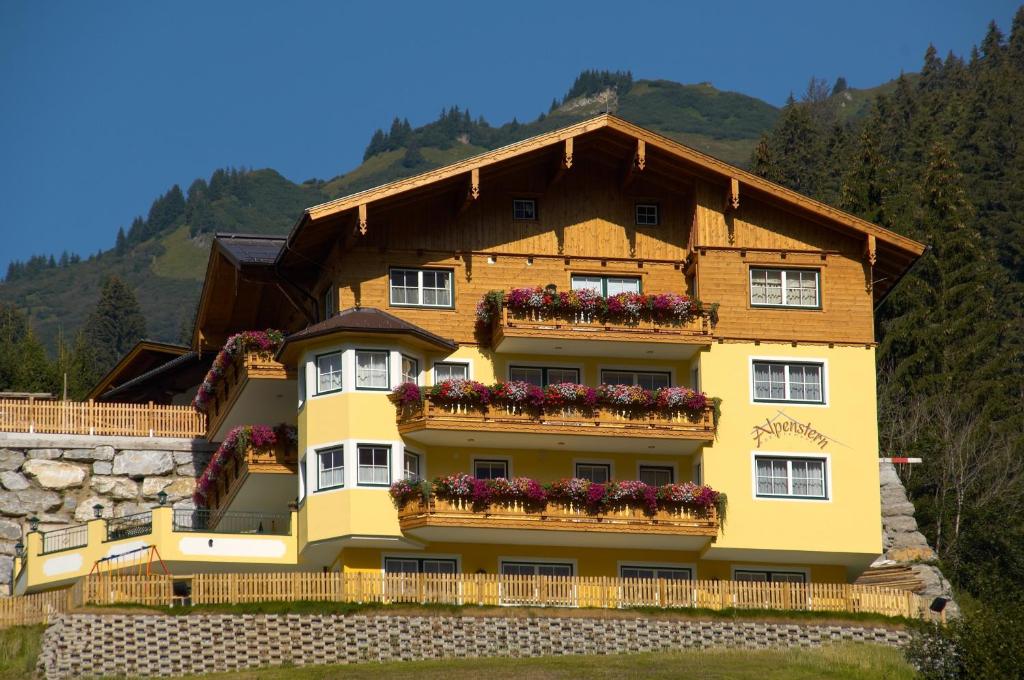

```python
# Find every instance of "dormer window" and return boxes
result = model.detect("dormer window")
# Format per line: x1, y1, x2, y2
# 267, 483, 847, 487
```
512, 199, 537, 221
635, 203, 659, 226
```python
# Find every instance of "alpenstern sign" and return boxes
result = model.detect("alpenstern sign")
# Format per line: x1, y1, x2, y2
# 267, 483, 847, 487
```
751, 412, 838, 449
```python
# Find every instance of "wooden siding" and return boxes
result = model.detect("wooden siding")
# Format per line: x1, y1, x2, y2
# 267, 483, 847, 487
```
322, 152, 877, 346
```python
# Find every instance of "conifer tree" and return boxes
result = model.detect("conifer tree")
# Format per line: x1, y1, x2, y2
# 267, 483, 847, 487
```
81, 276, 147, 374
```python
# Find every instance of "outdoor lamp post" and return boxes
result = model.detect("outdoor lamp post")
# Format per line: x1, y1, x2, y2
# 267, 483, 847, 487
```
14, 540, 23, 557
92, 503, 104, 519
28, 516, 39, 532
157, 490, 168, 506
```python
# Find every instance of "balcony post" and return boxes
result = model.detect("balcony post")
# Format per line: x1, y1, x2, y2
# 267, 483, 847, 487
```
87, 516, 107, 546
152, 506, 172, 538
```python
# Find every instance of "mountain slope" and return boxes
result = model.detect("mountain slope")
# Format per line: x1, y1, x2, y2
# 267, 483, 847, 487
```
1, 71, 868, 352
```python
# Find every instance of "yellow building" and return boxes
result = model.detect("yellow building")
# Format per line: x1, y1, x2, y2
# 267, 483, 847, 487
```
18, 115, 925, 592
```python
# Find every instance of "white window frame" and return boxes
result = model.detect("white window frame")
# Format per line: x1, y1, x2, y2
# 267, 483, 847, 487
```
382, 551, 462, 574
508, 365, 581, 386
748, 356, 829, 407
637, 463, 676, 486
389, 267, 454, 308
315, 351, 343, 395
317, 446, 345, 491
354, 350, 390, 391
572, 274, 642, 297
400, 354, 420, 385
403, 450, 422, 481
751, 451, 831, 502
635, 203, 659, 226
473, 458, 510, 480
297, 455, 307, 502
749, 268, 820, 308
600, 369, 671, 390
618, 562, 695, 581
512, 198, 537, 221
432, 361, 470, 383
574, 461, 612, 484
357, 444, 392, 487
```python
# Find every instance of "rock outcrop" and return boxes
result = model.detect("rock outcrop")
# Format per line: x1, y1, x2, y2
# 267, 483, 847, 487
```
0, 432, 212, 595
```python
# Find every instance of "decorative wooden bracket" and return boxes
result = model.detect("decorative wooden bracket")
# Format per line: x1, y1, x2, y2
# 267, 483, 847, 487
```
458, 168, 480, 215
563, 137, 574, 170
357, 203, 368, 236
621, 139, 646, 189
548, 138, 574, 189
864, 234, 877, 292
725, 178, 740, 211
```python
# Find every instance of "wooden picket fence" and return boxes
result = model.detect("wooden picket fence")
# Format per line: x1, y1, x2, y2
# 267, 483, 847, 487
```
0, 588, 73, 628
0, 399, 205, 438
80, 572, 924, 619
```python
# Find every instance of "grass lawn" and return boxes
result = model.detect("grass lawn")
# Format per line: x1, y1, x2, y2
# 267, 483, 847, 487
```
173, 644, 914, 680
0, 626, 43, 680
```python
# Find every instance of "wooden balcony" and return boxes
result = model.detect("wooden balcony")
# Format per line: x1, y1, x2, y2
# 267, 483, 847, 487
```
398, 497, 719, 550
394, 400, 715, 454
206, 351, 294, 440
492, 307, 713, 359
206, 440, 298, 515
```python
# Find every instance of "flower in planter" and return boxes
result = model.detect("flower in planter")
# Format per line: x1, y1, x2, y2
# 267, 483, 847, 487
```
651, 292, 691, 321
654, 387, 708, 414
491, 380, 545, 410
389, 479, 426, 509
432, 473, 475, 502
543, 382, 599, 409
512, 477, 547, 509
193, 422, 294, 506
391, 382, 423, 407
598, 384, 654, 409
192, 329, 285, 411
546, 477, 591, 507
428, 379, 492, 406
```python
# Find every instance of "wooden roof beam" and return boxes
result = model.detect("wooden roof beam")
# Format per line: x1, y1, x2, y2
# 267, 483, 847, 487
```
547, 137, 574, 189
620, 139, 646, 190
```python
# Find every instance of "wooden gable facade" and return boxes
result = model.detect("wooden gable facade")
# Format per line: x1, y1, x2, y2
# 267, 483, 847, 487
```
275, 115, 924, 348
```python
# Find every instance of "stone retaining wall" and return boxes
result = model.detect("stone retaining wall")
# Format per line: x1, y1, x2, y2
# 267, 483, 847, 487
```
0, 433, 212, 594
38, 613, 911, 679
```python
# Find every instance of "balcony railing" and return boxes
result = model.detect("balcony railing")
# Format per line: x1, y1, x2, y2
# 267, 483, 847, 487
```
205, 351, 291, 438
0, 398, 205, 438
204, 440, 298, 514
395, 400, 716, 441
398, 497, 719, 538
40, 525, 89, 555
105, 512, 153, 542
492, 306, 714, 347
172, 509, 291, 535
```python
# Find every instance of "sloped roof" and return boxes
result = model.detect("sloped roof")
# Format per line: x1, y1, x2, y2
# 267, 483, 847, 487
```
288, 114, 925, 259
87, 340, 191, 400
216, 233, 286, 267
278, 307, 457, 360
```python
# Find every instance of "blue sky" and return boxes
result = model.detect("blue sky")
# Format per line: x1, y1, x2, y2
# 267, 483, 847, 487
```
0, 1, 1018, 273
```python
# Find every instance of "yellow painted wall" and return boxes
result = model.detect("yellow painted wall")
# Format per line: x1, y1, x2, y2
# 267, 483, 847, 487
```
699, 342, 881, 560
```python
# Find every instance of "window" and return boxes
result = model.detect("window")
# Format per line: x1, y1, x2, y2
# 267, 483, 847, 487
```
389, 268, 453, 308
355, 350, 389, 390
694, 462, 702, 485
750, 268, 820, 308
571, 274, 641, 296
635, 204, 659, 226
601, 370, 670, 390
401, 355, 419, 384
501, 562, 572, 576
358, 445, 391, 486
752, 361, 824, 403
509, 366, 580, 386
734, 570, 807, 584
575, 463, 611, 484
298, 364, 306, 408
403, 451, 421, 480
755, 456, 827, 500
316, 352, 342, 394
512, 198, 536, 220
620, 565, 692, 580
474, 459, 508, 480
298, 456, 307, 501
320, 286, 336, 320
385, 557, 457, 574
433, 362, 468, 382
318, 447, 344, 490
639, 465, 674, 486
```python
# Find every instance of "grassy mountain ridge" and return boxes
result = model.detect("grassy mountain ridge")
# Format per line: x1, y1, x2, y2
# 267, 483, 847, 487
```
2, 72, 882, 352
